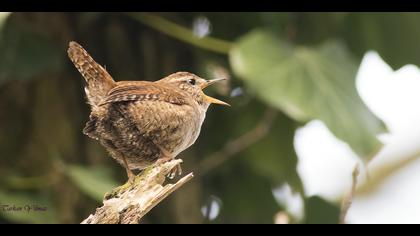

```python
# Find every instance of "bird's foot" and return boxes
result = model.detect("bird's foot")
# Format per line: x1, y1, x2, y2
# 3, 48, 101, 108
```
155, 157, 182, 179
168, 163, 182, 179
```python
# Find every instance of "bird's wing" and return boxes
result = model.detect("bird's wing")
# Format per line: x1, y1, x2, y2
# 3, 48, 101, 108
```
108, 90, 196, 156
118, 99, 195, 154
99, 82, 189, 106
100, 81, 196, 154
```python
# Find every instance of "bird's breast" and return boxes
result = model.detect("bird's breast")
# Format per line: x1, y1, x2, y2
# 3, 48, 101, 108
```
169, 104, 206, 156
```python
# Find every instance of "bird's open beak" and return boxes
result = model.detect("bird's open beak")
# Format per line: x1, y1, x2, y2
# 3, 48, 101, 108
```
200, 78, 230, 106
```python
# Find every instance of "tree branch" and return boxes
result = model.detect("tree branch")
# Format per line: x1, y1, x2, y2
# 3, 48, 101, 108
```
125, 12, 233, 54
81, 159, 193, 224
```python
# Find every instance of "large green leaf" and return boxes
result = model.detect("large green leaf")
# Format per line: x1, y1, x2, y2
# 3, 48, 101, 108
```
276, 13, 420, 70
229, 30, 386, 159
66, 165, 119, 202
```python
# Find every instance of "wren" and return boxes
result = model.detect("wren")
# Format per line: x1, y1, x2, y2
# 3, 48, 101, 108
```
67, 41, 229, 181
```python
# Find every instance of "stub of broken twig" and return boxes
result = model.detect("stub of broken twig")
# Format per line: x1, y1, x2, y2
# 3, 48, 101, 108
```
81, 159, 193, 224
339, 164, 360, 224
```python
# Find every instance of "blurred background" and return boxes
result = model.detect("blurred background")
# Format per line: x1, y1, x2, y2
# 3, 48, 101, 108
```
1, 12, 420, 224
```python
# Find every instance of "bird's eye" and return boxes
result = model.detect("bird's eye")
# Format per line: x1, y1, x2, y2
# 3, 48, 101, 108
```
187, 78, 196, 85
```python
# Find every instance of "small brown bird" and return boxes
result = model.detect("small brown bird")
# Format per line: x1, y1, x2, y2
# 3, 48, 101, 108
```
67, 41, 229, 181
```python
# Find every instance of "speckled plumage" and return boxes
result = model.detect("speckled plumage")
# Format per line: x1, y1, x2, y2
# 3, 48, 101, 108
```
67, 42, 227, 178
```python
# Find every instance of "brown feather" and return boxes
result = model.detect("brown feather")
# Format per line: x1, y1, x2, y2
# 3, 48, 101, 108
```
99, 82, 189, 106
67, 41, 116, 107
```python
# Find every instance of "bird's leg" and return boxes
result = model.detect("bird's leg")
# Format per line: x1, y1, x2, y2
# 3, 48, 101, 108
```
121, 154, 135, 183
155, 147, 182, 179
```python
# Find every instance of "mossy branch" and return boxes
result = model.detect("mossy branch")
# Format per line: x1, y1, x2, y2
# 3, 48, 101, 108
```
81, 159, 193, 224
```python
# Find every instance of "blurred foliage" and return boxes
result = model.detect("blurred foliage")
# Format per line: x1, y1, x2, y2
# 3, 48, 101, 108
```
0, 14, 63, 83
304, 196, 340, 224
66, 165, 119, 202
230, 30, 385, 158
0, 12, 417, 224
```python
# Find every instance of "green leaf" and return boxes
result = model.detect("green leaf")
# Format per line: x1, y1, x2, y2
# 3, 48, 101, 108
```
66, 165, 119, 202
229, 29, 386, 159
0, 190, 58, 224
304, 196, 340, 224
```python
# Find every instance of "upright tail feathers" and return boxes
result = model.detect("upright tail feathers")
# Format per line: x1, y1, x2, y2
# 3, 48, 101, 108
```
67, 41, 116, 107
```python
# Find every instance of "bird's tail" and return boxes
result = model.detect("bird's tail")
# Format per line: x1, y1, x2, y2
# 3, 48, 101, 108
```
67, 41, 116, 107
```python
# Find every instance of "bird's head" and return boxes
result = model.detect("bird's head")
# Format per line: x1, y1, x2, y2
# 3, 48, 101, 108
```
160, 72, 230, 108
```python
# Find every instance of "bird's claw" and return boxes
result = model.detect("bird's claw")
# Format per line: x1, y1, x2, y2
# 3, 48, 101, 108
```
167, 163, 182, 179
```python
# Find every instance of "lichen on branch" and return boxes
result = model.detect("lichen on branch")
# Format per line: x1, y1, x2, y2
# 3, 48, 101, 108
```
81, 159, 193, 224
